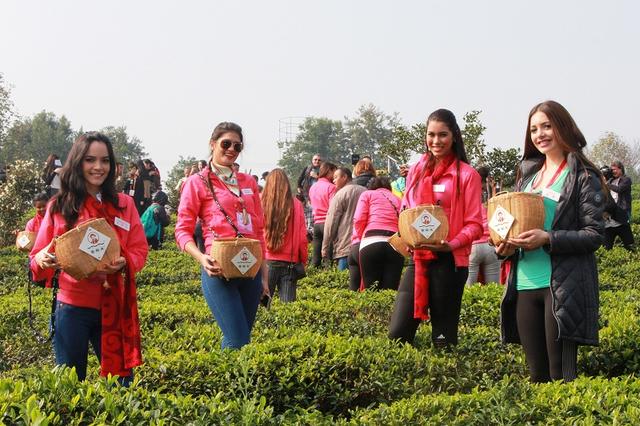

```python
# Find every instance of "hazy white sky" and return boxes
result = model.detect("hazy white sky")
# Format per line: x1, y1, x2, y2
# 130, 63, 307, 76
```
2, 0, 638, 177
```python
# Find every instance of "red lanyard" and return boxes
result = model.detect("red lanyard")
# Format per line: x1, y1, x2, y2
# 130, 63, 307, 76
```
532, 158, 567, 190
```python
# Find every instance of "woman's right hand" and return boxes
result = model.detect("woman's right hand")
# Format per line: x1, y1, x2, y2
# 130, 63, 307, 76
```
200, 254, 223, 277
35, 241, 59, 270
495, 241, 516, 258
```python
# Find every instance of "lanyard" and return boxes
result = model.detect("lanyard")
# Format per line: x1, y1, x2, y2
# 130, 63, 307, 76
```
532, 158, 567, 190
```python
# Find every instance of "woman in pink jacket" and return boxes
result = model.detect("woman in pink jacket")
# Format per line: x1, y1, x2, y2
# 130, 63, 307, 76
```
262, 168, 308, 302
308, 161, 337, 267
175, 122, 268, 349
30, 132, 148, 384
353, 176, 404, 290
388, 109, 483, 347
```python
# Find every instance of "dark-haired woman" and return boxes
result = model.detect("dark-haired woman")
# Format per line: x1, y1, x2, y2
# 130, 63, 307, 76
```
498, 101, 605, 383
262, 168, 308, 302
30, 132, 148, 384
175, 122, 268, 349
389, 109, 483, 347
308, 162, 337, 268
42, 154, 62, 197
353, 176, 404, 290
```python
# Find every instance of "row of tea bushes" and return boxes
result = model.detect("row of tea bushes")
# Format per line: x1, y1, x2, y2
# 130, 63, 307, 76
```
2, 368, 639, 425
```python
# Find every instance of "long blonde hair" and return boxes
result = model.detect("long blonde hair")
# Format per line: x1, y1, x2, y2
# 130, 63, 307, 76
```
261, 168, 293, 251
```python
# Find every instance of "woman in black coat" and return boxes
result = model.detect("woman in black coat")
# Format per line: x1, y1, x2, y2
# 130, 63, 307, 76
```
497, 100, 606, 383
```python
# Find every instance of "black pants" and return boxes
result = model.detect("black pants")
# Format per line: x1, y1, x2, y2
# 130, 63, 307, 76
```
348, 244, 361, 291
388, 253, 467, 346
604, 224, 635, 251
516, 288, 577, 383
359, 242, 404, 290
312, 223, 325, 268
267, 261, 297, 302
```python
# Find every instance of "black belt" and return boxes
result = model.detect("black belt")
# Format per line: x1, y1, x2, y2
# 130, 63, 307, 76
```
364, 229, 395, 238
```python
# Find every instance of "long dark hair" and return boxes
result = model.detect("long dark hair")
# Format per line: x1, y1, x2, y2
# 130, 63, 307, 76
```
51, 132, 120, 230
408, 109, 468, 196
42, 154, 60, 182
261, 168, 293, 251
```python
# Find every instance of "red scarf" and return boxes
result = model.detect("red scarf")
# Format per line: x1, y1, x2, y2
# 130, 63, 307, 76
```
412, 154, 456, 320
84, 196, 142, 378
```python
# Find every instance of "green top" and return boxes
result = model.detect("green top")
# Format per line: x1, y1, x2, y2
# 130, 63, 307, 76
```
516, 167, 570, 291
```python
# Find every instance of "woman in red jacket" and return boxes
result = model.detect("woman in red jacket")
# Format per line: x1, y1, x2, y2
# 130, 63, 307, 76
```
261, 168, 308, 302
388, 109, 483, 347
30, 132, 148, 384
308, 162, 337, 268
175, 122, 269, 349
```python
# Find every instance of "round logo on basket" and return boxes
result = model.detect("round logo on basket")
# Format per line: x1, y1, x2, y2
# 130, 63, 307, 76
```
489, 206, 515, 240
411, 210, 441, 239
79, 226, 111, 261
231, 247, 257, 275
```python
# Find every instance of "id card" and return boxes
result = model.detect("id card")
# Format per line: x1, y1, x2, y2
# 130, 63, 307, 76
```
541, 187, 561, 202
236, 212, 254, 234
433, 184, 445, 193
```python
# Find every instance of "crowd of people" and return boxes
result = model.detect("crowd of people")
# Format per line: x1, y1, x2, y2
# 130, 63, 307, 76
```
15, 100, 636, 386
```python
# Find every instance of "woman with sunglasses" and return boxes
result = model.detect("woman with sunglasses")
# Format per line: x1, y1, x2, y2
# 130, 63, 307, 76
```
175, 122, 269, 349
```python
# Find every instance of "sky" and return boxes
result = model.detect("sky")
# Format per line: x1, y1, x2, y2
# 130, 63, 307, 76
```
1, 0, 639, 179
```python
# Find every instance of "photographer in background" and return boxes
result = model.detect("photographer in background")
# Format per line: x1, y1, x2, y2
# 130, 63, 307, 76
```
601, 161, 634, 251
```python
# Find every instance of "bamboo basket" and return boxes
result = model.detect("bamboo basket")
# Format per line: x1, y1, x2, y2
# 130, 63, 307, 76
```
398, 204, 449, 249
55, 218, 121, 281
388, 232, 410, 258
487, 192, 545, 245
211, 238, 263, 280
15, 231, 37, 252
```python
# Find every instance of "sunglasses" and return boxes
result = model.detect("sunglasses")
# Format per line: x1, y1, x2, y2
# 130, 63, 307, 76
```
220, 139, 243, 153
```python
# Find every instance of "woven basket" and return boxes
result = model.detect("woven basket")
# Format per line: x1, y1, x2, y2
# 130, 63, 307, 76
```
388, 232, 410, 258
55, 218, 121, 281
398, 204, 449, 249
15, 231, 37, 252
211, 238, 263, 280
487, 192, 545, 245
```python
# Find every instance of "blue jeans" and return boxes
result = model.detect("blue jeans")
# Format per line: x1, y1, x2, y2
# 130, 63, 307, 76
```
336, 257, 348, 271
54, 301, 132, 385
201, 268, 262, 349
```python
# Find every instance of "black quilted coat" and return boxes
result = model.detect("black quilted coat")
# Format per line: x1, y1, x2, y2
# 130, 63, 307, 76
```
500, 153, 605, 346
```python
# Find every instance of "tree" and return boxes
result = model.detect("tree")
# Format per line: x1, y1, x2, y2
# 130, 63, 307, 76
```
587, 132, 640, 182
0, 73, 14, 157
1, 111, 73, 166
99, 126, 148, 166
461, 110, 487, 168
344, 104, 401, 166
277, 117, 349, 179
485, 147, 520, 190
165, 155, 197, 208
379, 123, 425, 166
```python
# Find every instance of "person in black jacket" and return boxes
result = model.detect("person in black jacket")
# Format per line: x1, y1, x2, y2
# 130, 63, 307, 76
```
603, 161, 634, 250
496, 100, 605, 383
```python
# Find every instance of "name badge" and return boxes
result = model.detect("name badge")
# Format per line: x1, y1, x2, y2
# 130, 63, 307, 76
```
114, 217, 131, 231
236, 212, 254, 234
542, 188, 561, 202
128, 190, 135, 197
433, 184, 445, 193
241, 188, 254, 196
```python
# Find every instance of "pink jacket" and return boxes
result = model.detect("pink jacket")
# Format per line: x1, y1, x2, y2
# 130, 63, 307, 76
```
403, 154, 483, 267
25, 214, 44, 233
175, 168, 266, 254
265, 198, 308, 263
352, 188, 400, 240
308, 177, 336, 224
29, 195, 148, 310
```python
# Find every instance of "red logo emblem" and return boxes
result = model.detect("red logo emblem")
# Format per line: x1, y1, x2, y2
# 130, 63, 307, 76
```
88, 232, 99, 245
497, 211, 505, 223
241, 252, 249, 261
422, 215, 431, 225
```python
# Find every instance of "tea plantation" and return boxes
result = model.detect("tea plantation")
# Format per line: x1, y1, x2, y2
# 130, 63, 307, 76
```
1, 226, 640, 424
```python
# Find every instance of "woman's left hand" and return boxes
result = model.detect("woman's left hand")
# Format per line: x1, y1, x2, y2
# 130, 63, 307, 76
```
508, 229, 550, 251
99, 256, 127, 274
420, 240, 452, 252
260, 265, 270, 296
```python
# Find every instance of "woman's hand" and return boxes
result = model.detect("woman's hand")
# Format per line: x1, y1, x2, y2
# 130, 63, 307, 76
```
508, 229, 550, 251
35, 242, 59, 270
420, 240, 452, 252
495, 241, 517, 257
200, 254, 223, 277
261, 264, 270, 296
99, 256, 127, 274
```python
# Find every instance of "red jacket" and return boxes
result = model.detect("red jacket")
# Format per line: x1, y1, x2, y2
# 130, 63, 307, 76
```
308, 177, 336, 224
264, 198, 308, 264
29, 194, 148, 310
403, 154, 483, 267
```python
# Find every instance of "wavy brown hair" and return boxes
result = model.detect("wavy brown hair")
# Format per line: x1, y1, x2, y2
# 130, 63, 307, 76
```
261, 168, 294, 251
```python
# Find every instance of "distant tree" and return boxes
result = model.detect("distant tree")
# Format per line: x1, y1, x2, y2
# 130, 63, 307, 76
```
379, 123, 425, 166
165, 155, 197, 208
1, 111, 73, 166
0, 73, 14, 156
277, 117, 349, 180
99, 126, 148, 166
587, 132, 640, 181
344, 104, 401, 166
485, 147, 520, 190
461, 110, 487, 168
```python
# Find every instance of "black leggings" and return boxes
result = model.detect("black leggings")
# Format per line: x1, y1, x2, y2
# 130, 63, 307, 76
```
388, 253, 467, 346
348, 244, 361, 291
516, 288, 577, 383
312, 223, 325, 268
604, 224, 635, 251
359, 242, 404, 290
